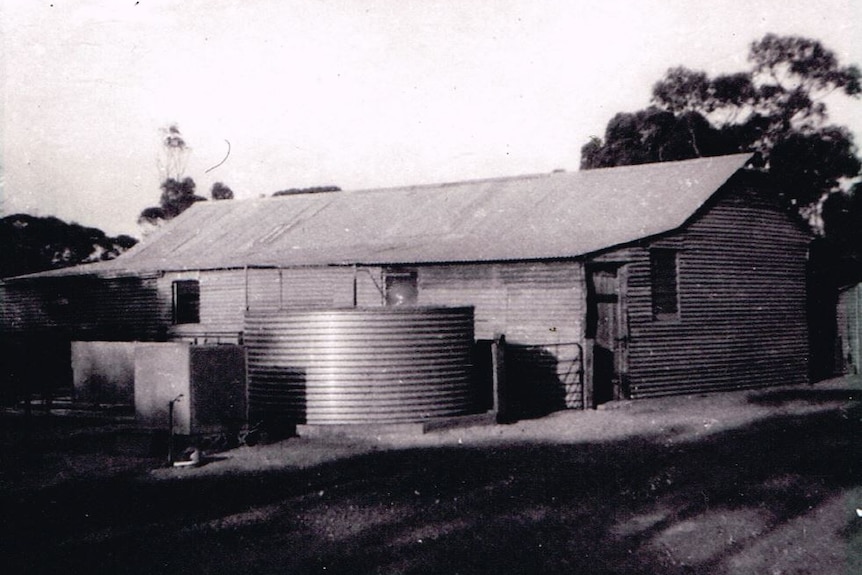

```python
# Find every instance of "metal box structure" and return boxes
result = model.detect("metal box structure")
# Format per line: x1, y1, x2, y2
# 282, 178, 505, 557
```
134, 343, 246, 435
72, 341, 136, 406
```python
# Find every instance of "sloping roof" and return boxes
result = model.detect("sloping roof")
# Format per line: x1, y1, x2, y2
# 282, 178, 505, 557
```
13, 154, 752, 278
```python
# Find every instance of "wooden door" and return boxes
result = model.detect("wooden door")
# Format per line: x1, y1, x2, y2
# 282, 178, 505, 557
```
588, 266, 629, 405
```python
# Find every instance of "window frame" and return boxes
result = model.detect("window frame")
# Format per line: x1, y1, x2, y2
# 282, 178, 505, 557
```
384, 269, 418, 307
649, 248, 680, 321
172, 279, 201, 324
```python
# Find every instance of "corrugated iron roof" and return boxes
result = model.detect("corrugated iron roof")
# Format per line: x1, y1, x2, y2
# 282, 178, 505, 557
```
12, 154, 752, 279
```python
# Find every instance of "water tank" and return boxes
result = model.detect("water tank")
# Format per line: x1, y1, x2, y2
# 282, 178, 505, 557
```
245, 307, 477, 424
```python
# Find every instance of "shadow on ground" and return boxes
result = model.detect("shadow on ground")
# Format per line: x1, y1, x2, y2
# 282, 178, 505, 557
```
1, 403, 861, 575
748, 387, 858, 406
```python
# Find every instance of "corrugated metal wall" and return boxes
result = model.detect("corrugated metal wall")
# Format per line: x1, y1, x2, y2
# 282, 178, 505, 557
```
419, 262, 585, 342
200, 270, 246, 331
616, 179, 811, 397
0, 275, 167, 340
0, 274, 168, 401
180, 261, 587, 414
167, 266, 384, 339
420, 261, 586, 410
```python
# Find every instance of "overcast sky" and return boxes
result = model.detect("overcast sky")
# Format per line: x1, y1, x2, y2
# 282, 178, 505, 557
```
1, 0, 860, 237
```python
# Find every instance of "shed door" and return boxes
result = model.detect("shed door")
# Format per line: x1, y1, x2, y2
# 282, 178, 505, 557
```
588, 266, 629, 405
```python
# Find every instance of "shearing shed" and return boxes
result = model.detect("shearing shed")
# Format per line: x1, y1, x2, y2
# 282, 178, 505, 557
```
0, 154, 813, 425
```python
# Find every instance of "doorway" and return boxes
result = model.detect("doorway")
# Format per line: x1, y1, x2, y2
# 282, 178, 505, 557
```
587, 265, 629, 406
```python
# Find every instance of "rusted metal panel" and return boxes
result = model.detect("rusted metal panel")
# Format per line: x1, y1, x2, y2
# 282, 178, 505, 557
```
245, 307, 477, 424
611, 178, 810, 398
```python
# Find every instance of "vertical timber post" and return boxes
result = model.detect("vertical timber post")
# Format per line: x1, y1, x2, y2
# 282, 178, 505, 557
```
279, 268, 284, 310
583, 339, 595, 409
491, 333, 507, 422
353, 265, 358, 308
244, 266, 250, 311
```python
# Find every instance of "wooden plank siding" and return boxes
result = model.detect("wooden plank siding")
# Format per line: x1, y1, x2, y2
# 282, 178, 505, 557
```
609, 177, 811, 397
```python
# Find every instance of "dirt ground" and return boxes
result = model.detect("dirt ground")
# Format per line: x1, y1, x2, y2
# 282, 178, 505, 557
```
1, 377, 860, 574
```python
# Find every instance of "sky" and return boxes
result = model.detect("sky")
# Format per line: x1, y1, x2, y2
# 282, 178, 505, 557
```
1, 0, 860, 237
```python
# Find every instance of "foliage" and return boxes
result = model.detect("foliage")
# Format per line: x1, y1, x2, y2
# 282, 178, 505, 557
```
0, 214, 137, 278
581, 34, 861, 212
818, 180, 862, 285
580, 107, 740, 167
140, 126, 236, 228
272, 185, 341, 197
138, 177, 207, 227
210, 181, 234, 200
770, 126, 861, 207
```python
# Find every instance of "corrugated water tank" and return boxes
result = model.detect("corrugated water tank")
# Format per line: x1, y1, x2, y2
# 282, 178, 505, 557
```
245, 307, 477, 424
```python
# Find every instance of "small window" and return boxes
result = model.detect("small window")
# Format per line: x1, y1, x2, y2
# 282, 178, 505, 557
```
650, 249, 679, 320
173, 280, 200, 324
385, 270, 418, 306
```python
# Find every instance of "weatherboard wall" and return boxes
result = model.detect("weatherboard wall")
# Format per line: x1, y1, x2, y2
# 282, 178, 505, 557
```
605, 176, 811, 398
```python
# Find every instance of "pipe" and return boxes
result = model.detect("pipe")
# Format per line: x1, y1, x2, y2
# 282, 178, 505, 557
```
167, 393, 184, 466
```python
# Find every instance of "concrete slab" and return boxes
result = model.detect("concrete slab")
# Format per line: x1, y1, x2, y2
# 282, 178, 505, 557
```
296, 412, 497, 439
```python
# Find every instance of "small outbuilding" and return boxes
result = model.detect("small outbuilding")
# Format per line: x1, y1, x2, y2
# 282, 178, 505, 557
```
1, 154, 812, 419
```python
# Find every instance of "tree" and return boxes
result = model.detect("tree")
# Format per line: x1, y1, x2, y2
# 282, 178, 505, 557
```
0, 214, 137, 278
580, 107, 739, 168
211, 182, 234, 200
819, 179, 862, 285
139, 125, 207, 228
158, 124, 190, 182
582, 34, 861, 215
581, 35, 862, 378
138, 176, 207, 227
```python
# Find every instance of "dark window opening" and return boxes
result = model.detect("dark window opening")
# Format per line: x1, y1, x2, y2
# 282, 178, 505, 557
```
385, 270, 418, 306
173, 280, 200, 324
650, 249, 679, 320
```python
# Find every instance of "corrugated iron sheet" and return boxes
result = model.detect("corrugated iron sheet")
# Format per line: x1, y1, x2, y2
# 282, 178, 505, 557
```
14, 154, 751, 279
245, 307, 477, 424
620, 182, 811, 397
836, 283, 861, 375
419, 261, 586, 409
0, 275, 166, 339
